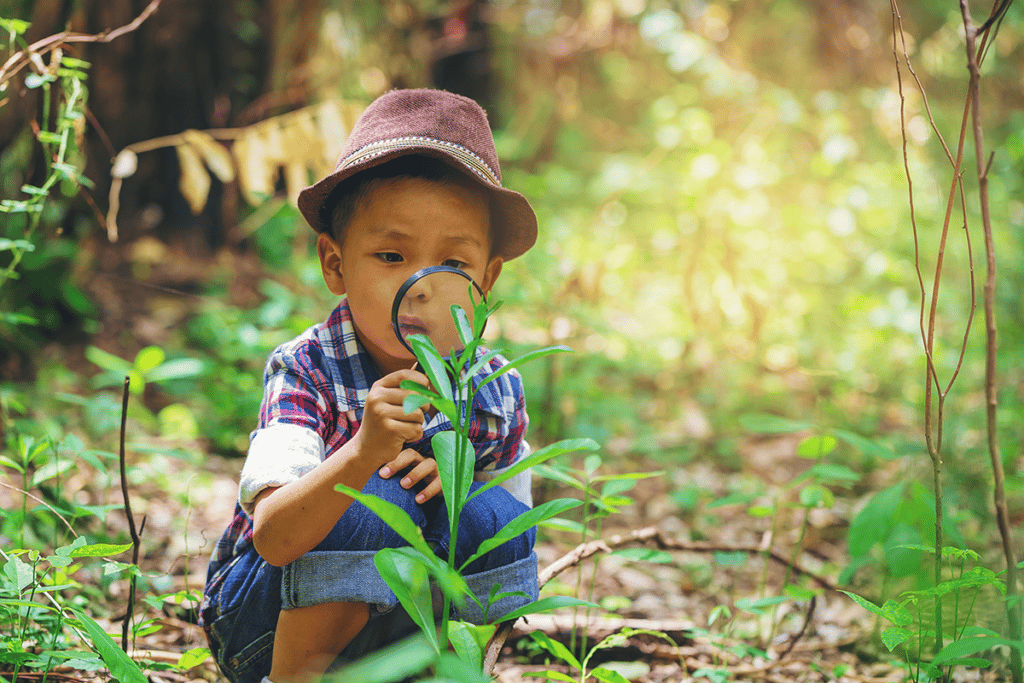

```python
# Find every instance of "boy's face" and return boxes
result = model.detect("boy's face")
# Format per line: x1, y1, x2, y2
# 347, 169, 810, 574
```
317, 176, 503, 376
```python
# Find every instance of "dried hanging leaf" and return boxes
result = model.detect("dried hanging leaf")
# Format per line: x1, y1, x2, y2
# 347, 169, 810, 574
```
234, 128, 275, 205
111, 149, 138, 178
282, 109, 319, 167
283, 162, 309, 206
182, 129, 235, 183
260, 121, 286, 163
175, 143, 211, 214
316, 100, 365, 170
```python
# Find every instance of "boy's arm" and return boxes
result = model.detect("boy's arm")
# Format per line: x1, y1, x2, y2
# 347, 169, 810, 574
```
251, 368, 429, 567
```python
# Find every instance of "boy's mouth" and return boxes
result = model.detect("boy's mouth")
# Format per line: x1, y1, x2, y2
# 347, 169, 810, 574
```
398, 315, 429, 340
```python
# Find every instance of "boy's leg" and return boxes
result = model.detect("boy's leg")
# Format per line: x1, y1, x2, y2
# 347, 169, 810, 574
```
426, 481, 539, 623
271, 473, 429, 679
269, 601, 369, 683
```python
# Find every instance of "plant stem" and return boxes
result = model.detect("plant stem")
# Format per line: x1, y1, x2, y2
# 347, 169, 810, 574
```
960, 4, 1022, 682
118, 377, 142, 652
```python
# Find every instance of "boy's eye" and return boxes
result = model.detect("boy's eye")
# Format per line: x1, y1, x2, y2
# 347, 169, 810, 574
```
376, 252, 403, 263
442, 259, 467, 270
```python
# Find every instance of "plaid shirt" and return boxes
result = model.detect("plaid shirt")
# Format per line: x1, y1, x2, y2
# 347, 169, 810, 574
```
200, 298, 528, 626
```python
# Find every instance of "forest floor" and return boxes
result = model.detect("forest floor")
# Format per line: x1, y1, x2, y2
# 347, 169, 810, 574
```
24, 439, 926, 683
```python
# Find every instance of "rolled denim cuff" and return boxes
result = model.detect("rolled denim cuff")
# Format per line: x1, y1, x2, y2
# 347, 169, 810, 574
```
280, 549, 539, 624
281, 550, 398, 614
456, 551, 539, 624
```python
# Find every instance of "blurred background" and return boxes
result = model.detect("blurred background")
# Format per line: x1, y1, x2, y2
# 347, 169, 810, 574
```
1, 0, 1024, 652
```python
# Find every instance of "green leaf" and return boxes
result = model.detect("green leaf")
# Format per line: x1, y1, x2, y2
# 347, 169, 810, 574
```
590, 667, 632, 683
403, 393, 433, 414
832, 429, 898, 460
406, 334, 454, 403
735, 595, 790, 614
0, 18, 30, 34
838, 590, 887, 618
433, 431, 474, 518
809, 463, 860, 483
85, 346, 133, 375
145, 358, 206, 382
5, 556, 34, 593
450, 304, 474, 349
334, 484, 438, 561
538, 517, 586, 534
478, 346, 573, 389
447, 621, 495, 670
933, 637, 1024, 665
175, 647, 210, 669
941, 658, 991, 668
467, 438, 599, 503
134, 346, 166, 373
798, 484, 833, 508
435, 651, 492, 683
328, 631, 438, 682
523, 671, 576, 682
881, 627, 913, 652
31, 457, 76, 487
459, 498, 583, 571
494, 595, 599, 625
528, 630, 581, 671
796, 435, 838, 459
68, 542, 133, 558
462, 348, 504, 380
738, 413, 811, 434
71, 609, 148, 683
0, 238, 35, 252
374, 548, 439, 653
610, 548, 674, 563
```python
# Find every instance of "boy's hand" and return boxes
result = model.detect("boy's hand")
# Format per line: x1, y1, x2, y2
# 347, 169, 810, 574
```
357, 369, 431, 463
379, 449, 443, 504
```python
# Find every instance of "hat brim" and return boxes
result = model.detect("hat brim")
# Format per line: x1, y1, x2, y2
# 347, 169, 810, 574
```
297, 146, 537, 262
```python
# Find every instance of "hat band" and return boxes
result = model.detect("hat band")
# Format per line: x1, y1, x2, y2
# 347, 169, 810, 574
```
338, 136, 501, 187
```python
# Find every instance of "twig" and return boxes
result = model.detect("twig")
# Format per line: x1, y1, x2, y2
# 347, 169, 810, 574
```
0, 482, 78, 538
0, 0, 160, 86
118, 377, 144, 653
776, 595, 816, 660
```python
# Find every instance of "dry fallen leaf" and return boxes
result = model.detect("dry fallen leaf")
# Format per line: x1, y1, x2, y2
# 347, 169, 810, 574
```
175, 142, 211, 214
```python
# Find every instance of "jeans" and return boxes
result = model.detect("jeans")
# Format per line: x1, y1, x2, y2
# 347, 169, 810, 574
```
203, 473, 538, 683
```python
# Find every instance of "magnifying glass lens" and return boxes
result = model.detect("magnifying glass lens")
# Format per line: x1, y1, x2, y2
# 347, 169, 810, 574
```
392, 267, 484, 361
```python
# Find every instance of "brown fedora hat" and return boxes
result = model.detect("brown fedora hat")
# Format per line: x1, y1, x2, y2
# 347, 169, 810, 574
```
297, 88, 538, 261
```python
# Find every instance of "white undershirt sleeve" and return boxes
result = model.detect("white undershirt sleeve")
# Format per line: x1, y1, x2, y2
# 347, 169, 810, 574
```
238, 422, 325, 515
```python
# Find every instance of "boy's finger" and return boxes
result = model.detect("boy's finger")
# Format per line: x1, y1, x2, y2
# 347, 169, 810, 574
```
379, 448, 423, 478
399, 459, 438, 489
415, 477, 443, 504
379, 368, 431, 389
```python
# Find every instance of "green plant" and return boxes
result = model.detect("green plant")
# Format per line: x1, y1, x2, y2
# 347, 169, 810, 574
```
525, 627, 680, 683
532, 455, 663, 662
842, 546, 1024, 682
0, 16, 97, 351
332, 286, 600, 675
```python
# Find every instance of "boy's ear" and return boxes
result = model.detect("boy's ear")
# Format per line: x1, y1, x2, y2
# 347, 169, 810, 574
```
481, 256, 503, 295
317, 233, 346, 295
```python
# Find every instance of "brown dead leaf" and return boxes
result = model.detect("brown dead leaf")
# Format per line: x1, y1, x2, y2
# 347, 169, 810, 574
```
175, 142, 210, 214
182, 129, 235, 183
283, 162, 310, 206
233, 128, 275, 205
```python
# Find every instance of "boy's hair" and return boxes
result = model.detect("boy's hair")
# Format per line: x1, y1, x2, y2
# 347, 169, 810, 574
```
327, 155, 498, 257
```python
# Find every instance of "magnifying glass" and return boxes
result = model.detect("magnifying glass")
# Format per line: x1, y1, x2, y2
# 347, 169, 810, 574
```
391, 265, 487, 363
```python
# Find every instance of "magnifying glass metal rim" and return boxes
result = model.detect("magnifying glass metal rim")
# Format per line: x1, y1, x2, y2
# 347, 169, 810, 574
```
391, 265, 486, 356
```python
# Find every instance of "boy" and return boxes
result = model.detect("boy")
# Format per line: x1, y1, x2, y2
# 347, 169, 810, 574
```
200, 89, 541, 683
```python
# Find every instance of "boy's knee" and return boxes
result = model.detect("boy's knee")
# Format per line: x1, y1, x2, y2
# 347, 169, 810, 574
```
458, 487, 535, 571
